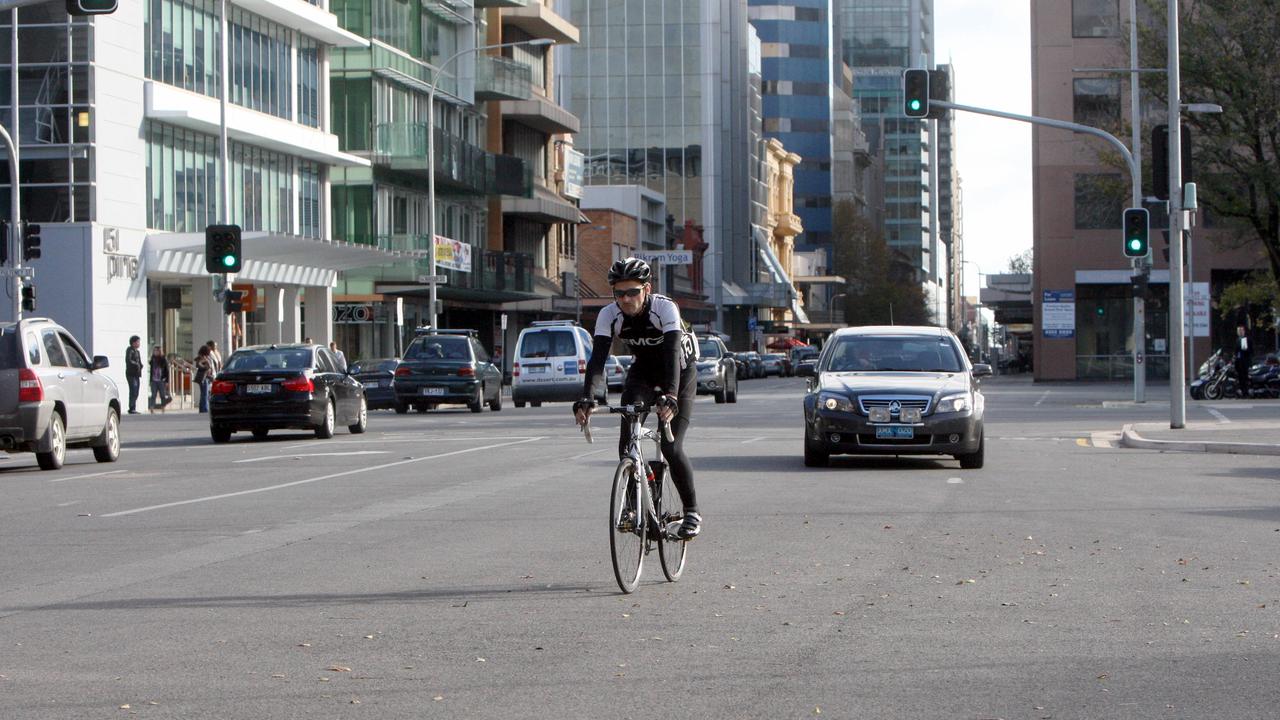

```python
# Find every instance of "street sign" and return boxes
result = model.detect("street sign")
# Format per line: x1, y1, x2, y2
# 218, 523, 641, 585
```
416, 275, 449, 285
0, 266, 34, 278
634, 250, 694, 265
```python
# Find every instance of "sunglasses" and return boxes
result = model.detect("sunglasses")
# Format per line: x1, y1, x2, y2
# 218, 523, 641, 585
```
613, 287, 644, 299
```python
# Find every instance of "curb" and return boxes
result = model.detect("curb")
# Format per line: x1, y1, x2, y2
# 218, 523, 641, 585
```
1119, 424, 1280, 456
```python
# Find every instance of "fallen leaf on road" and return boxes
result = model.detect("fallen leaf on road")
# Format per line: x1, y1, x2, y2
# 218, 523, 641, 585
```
119, 705, 130, 710
476, 657, 486, 662
363, 635, 374, 639
298, 643, 312, 647
433, 696, 444, 701
327, 666, 352, 673
350, 699, 361, 704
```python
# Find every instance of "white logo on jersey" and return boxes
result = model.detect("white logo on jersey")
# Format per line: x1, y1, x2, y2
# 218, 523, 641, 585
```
623, 336, 666, 346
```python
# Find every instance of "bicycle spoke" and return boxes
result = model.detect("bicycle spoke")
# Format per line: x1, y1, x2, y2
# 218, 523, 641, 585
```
610, 461, 645, 593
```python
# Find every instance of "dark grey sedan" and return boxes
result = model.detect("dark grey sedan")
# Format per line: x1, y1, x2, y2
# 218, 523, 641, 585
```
799, 326, 990, 468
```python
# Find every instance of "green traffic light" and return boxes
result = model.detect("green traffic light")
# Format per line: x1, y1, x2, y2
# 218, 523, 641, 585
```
909, 99, 922, 111
223, 255, 237, 268
1128, 238, 1143, 252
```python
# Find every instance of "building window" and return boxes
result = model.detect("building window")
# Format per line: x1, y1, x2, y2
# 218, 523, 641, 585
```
788, 44, 824, 59
299, 162, 322, 238
1073, 173, 1125, 229
298, 40, 320, 128
1073, 0, 1119, 38
794, 7, 822, 22
1073, 78, 1121, 129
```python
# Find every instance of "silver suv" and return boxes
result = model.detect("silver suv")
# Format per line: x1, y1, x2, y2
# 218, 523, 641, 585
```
0, 318, 122, 470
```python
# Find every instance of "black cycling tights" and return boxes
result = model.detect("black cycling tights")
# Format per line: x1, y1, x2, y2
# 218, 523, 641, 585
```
618, 366, 697, 513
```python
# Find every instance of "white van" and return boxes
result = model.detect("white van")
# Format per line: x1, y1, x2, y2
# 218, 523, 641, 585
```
512, 321, 596, 407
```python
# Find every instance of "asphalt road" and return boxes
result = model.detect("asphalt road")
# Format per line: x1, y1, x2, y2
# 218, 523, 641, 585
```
2, 375, 1278, 719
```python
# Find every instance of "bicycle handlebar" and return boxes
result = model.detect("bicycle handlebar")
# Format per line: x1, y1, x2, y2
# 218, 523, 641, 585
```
580, 402, 675, 443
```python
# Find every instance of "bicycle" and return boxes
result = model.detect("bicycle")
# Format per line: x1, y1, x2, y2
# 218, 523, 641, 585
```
581, 401, 688, 593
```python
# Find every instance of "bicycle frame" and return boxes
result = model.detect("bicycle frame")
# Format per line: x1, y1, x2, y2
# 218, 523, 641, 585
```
584, 402, 673, 536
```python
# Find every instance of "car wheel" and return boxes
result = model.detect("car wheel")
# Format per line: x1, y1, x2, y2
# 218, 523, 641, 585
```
727, 378, 739, 403
349, 396, 368, 434
416, 404, 430, 414
252, 428, 270, 441
531, 401, 542, 407
469, 385, 484, 413
92, 408, 121, 463
957, 433, 985, 470
315, 398, 336, 439
714, 379, 726, 404
803, 427, 829, 468
37, 411, 67, 471
489, 387, 503, 411
514, 400, 526, 408
211, 425, 232, 443
394, 401, 409, 415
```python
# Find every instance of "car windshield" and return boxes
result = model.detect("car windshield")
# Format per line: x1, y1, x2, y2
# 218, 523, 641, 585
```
406, 337, 470, 361
697, 340, 723, 358
225, 348, 313, 371
824, 336, 965, 373
519, 330, 577, 358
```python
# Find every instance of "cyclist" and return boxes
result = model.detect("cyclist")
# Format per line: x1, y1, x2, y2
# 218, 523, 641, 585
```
574, 257, 702, 540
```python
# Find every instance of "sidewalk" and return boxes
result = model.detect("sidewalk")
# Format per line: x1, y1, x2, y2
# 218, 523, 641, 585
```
1120, 419, 1280, 456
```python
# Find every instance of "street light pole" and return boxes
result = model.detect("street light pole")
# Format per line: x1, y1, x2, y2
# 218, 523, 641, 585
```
1130, 0, 1147, 404
425, 37, 554, 330
1167, 0, 1186, 429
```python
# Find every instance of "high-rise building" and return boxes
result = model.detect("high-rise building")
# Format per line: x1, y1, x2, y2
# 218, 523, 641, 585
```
557, 0, 773, 342
1, 1, 394, 391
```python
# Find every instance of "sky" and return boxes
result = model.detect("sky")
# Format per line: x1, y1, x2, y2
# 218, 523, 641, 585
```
934, 0, 1034, 297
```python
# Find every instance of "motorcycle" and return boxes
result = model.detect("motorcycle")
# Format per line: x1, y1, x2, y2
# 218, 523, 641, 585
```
1190, 349, 1225, 400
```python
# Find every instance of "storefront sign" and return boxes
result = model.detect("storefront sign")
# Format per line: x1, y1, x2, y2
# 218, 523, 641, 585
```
334, 303, 381, 324
102, 227, 139, 283
563, 148, 585, 199
1183, 282, 1210, 337
1041, 290, 1075, 338
634, 250, 694, 265
434, 235, 472, 273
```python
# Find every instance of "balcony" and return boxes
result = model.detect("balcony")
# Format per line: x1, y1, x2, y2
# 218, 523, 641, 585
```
501, 184, 583, 224
371, 240, 535, 296
499, 92, 580, 135
373, 122, 533, 197
501, 1, 579, 44
333, 41, 455, 96
475, 55, 533, 102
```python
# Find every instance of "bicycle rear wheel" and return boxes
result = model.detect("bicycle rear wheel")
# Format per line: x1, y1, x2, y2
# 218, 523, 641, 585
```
610, 459, 645, 593
657, 466, 687, 581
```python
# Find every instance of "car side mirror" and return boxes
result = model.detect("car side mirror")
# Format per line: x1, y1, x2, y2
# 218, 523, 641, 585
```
796, 362, 816, 377
972, 363, 993, 377
92, 355, 110, 371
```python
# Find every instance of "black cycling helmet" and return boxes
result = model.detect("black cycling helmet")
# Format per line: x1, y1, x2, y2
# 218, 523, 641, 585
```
607, 257, 652, 285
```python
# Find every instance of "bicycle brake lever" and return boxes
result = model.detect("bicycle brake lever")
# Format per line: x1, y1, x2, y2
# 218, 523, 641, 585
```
661, 420, 674, 443
581, 421, 594, 444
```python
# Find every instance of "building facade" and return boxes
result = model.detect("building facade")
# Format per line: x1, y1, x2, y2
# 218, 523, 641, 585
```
935, 62, 963, 333
1031, 0, 1261, 380
1, 0, 393, 393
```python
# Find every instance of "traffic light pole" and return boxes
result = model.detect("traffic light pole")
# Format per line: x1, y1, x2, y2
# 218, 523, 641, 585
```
5, 8, 22, 323
1129, 0, 1147, 405
1166, 0, 1187, 429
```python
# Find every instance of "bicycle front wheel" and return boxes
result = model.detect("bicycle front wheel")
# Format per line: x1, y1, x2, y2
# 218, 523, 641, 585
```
657, 467, 687, 582
609, 459, 645, 593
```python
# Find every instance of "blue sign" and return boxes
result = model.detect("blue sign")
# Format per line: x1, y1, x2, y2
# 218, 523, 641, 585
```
747, 316, 758, 332
1041, 289, 1076, 339
563, 360, 577, 375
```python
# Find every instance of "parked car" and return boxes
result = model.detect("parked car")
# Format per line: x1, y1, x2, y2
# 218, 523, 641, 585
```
799, 326, 989, 469
761, 353, 788, 377
695, 336, 739, 403
348, 358, 400, 410
742, 351, 765, 379
790, 345, 819, 366
0, 318, 121, 470
616, 355, 635, 373
512, 321, 595, 407
209, 343, 367, 442
394, 329, 502, 414
605, 355, 627, 391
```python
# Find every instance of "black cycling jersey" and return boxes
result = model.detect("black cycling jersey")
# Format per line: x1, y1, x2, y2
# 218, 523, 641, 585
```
582, 293, 696, 398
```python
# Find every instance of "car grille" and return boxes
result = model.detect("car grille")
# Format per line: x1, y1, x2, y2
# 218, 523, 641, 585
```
857, 434, 934, 446
858, 395, 932, 415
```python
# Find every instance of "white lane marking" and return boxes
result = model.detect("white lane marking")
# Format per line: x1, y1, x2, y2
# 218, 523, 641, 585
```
741, 436, 767, 444
101, 437, 544, 517
947, 477, 964, 484
571, 448, 610, 460
49, 469, 127, 484
234, 450, 389, 464
1034, 390, 1051, 407
279, 436, 539, 450
56, 501, 81, 507
1206, 407, 1231, 424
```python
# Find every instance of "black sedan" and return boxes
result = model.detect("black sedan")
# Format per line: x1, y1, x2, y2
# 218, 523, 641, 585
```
209, 344, 367, 442
799, 326, 989, 469
393, 330, 502, 414
348, 358, 400, 410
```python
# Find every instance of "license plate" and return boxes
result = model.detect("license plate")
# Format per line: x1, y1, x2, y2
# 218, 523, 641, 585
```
528, 365, 547, 374
875, 426, 915, 440
421, 387, 446, 396
246, 384, 274, 394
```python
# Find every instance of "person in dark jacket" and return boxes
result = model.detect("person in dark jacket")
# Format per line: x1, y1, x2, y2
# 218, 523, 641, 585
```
125, 335, 143, 414
149, 346, 171, 413
1234, 324, 1252, 397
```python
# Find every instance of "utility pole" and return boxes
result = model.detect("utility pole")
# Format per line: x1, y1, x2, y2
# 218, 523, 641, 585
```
1129, 0, 1147, 403
1167, 0, 1186, 429
8, 8, 22, 322
219, 0, 234, 352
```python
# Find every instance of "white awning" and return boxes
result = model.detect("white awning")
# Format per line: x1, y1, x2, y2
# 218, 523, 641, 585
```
144, 231, 402, 288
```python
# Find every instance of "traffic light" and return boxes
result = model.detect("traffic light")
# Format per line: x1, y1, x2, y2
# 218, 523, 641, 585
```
205, 224, 242, 273
20, 284, 35, 312
223, 289, 246, 314
1150, 124, 1193, 200
21, 222, 41, 261
1123, 207, 1150, 258
66, 0, 117, 15
903, 69, 929, 118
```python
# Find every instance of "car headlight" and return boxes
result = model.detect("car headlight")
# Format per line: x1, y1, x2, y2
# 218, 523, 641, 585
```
936, 392, 972, 414
818, 392, 855, 413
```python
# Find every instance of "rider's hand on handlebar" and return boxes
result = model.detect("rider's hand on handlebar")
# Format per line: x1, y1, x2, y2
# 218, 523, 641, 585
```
572, 399, 595, 427
656, 393, 677, 423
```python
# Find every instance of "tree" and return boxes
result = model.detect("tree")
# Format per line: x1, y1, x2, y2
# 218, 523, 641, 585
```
1005, 248, 1033, 274
831, 200, 930, 326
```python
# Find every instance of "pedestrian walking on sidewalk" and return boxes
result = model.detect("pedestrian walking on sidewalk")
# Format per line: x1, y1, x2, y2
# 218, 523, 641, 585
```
194, 345, 214, 413
1235, 324, 1252, 397
206, 340, 223, 377
148, 346, 171, 413
125, 335, 143, 414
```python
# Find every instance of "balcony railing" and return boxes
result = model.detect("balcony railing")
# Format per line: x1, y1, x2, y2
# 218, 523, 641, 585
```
475, 55, 533, 101
373, 122, 533, 198
371, 237, 534, 295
